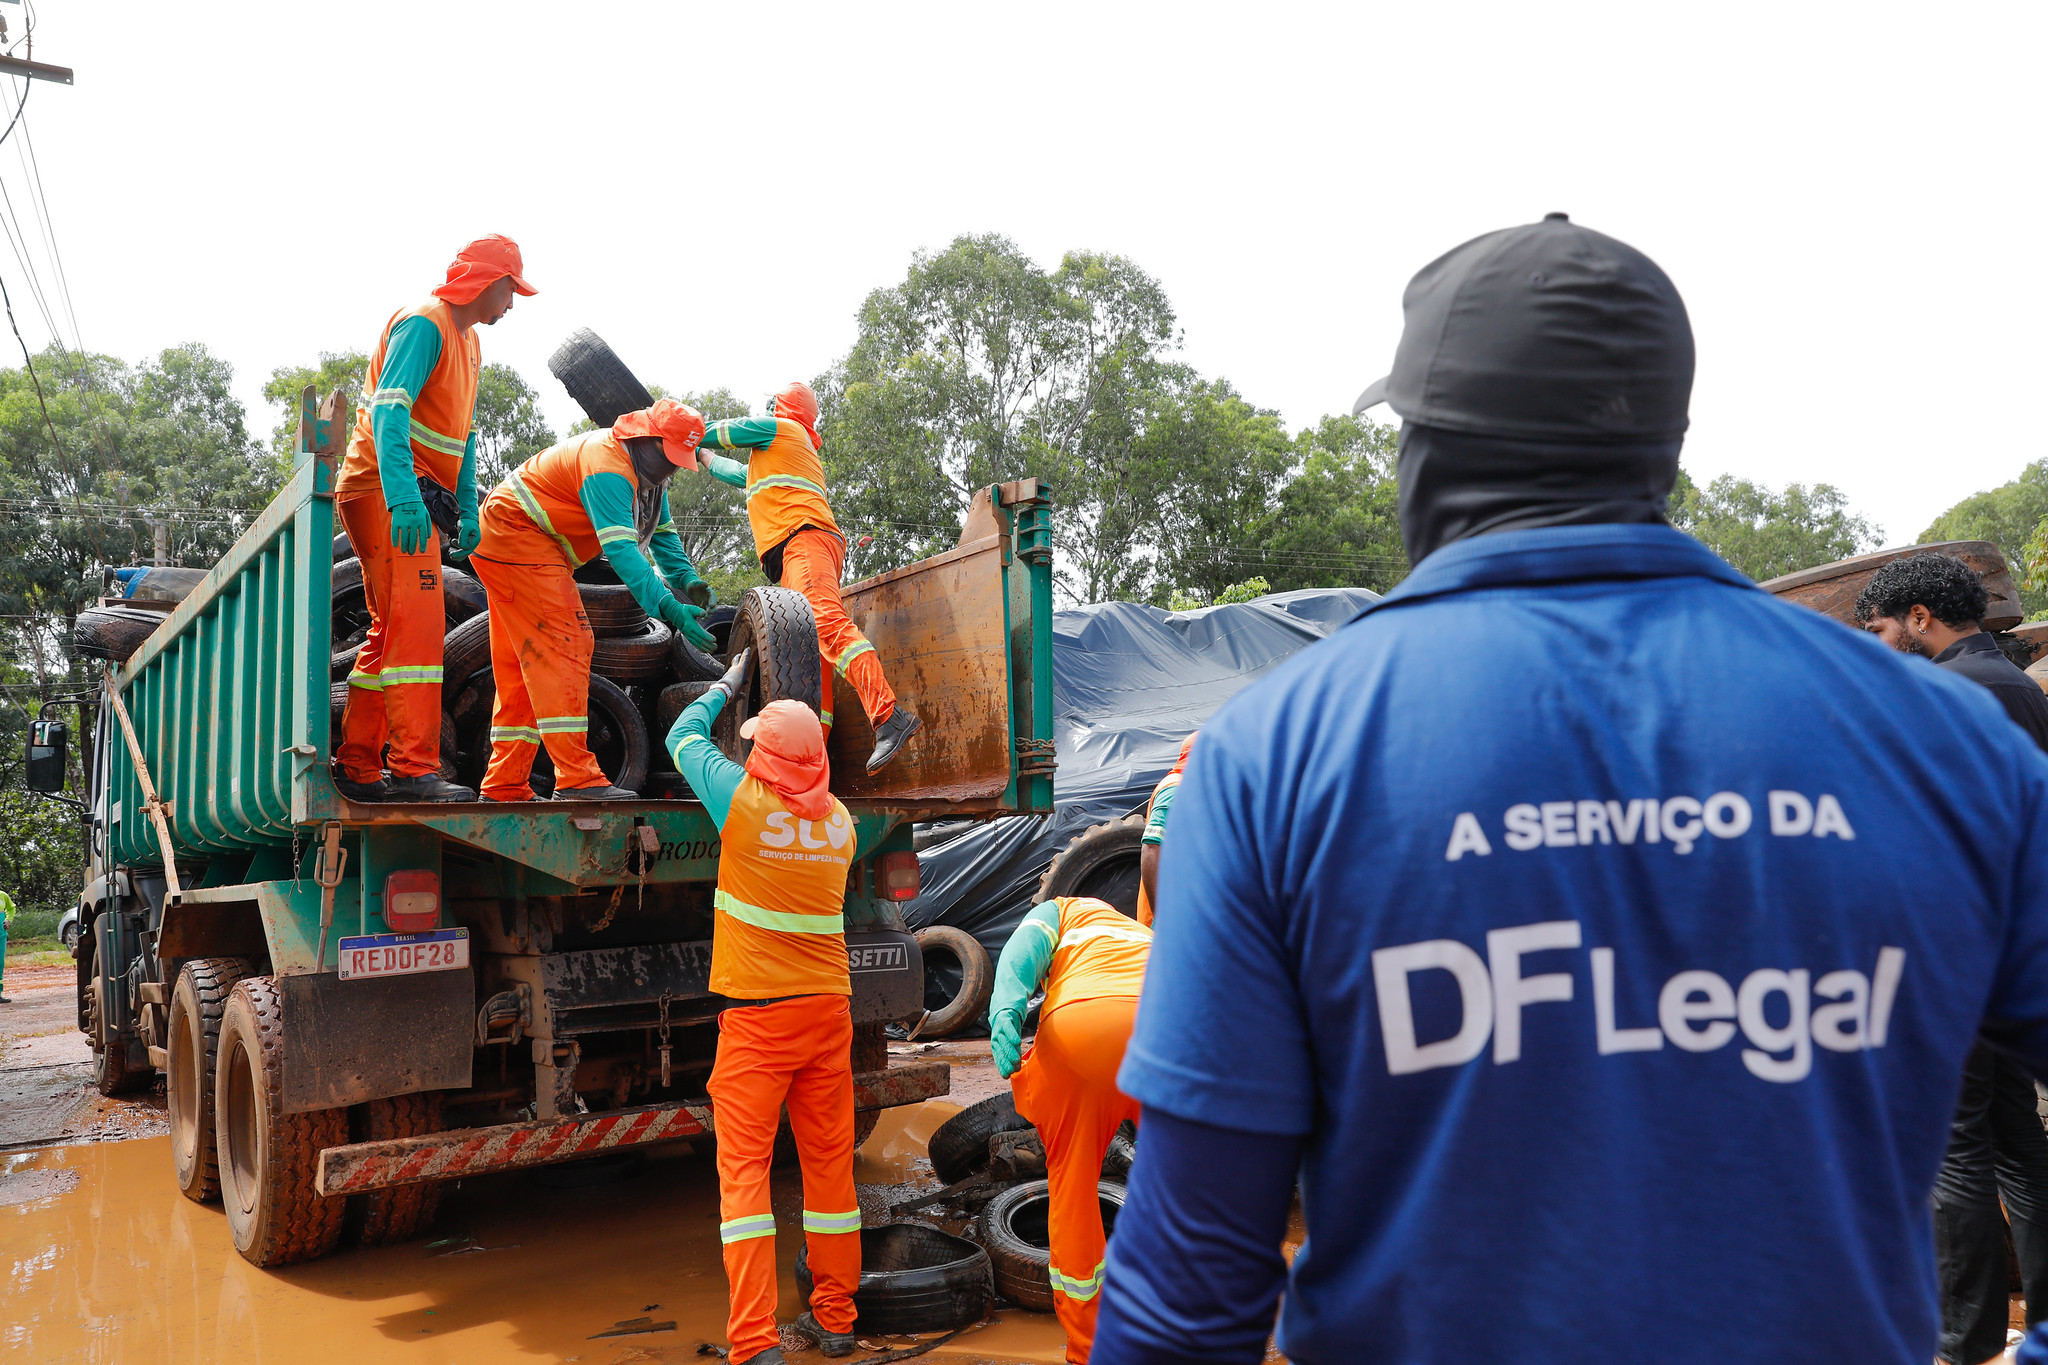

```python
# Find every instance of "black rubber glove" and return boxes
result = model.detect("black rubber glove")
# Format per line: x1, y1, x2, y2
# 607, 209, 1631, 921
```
710, 647, 754, 706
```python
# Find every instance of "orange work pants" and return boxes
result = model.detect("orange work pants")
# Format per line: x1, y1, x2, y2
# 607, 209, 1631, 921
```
707, 993, 862, 1362
469, 552, 608, 800
779, 528, 896, 731
1010, 994, 1142, 1364
336, 492, 446, 781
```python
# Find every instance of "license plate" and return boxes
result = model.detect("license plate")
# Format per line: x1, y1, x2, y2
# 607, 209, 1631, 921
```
336, 928, 469, 981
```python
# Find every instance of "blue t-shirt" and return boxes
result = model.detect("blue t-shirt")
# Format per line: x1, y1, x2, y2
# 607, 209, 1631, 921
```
1115, 524, 2048, 1365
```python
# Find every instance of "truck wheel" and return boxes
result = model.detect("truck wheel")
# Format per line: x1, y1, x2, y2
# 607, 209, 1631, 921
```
348, 1092, 445, 1246
852, 1022, 887, 1149
590, 616, 674, 683
169, 956, 255, 1203
716, 587, 823, 760
913, 927, 993, 1039
87, 975, 148, 1096
1036, 813, 1149, 918
928, 1093, 1032, 1186
548, 328, 655, 428
215, 977, 349, 1267
976, 1178, 1125, 1312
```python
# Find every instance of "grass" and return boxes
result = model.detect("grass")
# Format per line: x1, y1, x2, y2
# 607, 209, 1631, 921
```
4, 934, 71, 969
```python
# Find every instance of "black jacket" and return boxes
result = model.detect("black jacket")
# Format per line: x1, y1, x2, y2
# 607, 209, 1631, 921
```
1933, 632, 2048, 753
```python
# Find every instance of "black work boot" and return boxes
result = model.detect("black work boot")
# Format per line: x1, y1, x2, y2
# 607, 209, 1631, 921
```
733, 1349, 785, 1365
552, 784, 638, 801
865, 706, 922, 774
795, 1311, 855, 1357
385, 773, 476, 803
333, 771, 390, 803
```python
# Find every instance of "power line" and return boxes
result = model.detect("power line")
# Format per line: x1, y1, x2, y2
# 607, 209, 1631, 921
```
17, 117, 76, 351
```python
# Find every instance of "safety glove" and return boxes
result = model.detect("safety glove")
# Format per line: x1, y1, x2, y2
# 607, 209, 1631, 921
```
388, 501, 433, 556
681, 570, 716, 610
450, 510, 481, 560
707, 647, 755, 706
991, 1011, 1023, 1079
659, 597, 719, 653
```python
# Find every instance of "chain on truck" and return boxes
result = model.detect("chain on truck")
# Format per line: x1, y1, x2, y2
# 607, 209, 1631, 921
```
28, 387, 1057, 1267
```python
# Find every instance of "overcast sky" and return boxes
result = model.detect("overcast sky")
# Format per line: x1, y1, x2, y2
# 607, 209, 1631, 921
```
10, 1, 2042, 548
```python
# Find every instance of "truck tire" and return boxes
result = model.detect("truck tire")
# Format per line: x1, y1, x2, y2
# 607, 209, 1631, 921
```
590, 616, 674, 683
796, 1224, 993, 1335
548, 328, 654, 428
913, 927, 993, 1039
448, 670, 649, 797
669, 629, 726, 683
716, 587, 823, 760
976, 1178, 1125, 1313
1036, 813, 1148, 918
654, 680, 715, 742
441, 611, 493, 692
579, 582, 649, 639
169, 956, 255, 1203
348, 1092, 445, 1246
72, 604, 168, 664
333, 531, 354, 562
441, 565, 486, 624
928, 1093, 1033, 1186
215, 976, 349, 1267
853, 1021, 888, 1149
705, 603, 740, 655
88, 974, 148, 1096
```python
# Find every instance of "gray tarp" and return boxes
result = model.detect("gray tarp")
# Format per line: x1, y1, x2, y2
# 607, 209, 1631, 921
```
906, 587, 1381, 1011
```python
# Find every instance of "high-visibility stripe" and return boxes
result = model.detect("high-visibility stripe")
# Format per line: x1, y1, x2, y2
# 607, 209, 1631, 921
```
1059, 924, 1152, 950
490, 726, 542, 744
368, 387, 414, 408
834, 639, 875, 671
595, 525, 638, 547
379, 665, 444, 685
720, 1214, 776, 1244
536, 715, 588, 734
409, 418, 467, 458
347, 671, 383, 692
1023, 917, 1058, 948
714, 888, 844, 936
674, 734, 708, 748
745, 474, 829, 501
819, 709, 833, 726
802, 1208, 862, 1234
1049, 1259, 1106, 1301
507, 469, 583, 566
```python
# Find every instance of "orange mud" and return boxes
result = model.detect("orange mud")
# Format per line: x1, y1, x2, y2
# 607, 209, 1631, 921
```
3, 1100, 1070, 1365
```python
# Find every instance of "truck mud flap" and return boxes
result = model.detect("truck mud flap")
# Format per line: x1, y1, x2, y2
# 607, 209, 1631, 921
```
280, 969, 474, 1115
847, 928, 922, 1026
315, 1060, 950, 1196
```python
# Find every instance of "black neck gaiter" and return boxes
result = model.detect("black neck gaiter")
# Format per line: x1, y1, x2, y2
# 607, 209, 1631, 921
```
1396, 422, 1683, 566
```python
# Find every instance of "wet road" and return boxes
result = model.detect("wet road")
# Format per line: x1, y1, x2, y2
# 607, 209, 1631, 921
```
2, 1021, 1069, 1365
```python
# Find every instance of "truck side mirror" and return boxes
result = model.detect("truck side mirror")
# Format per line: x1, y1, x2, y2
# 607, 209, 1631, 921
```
27, 718, 67, 793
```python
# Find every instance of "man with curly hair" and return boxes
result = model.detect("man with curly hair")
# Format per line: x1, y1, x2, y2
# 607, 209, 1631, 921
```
1858, 551, 2048, 1364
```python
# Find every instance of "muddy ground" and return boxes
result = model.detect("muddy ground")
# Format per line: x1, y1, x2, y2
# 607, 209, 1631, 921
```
1, 963, 1074, 1365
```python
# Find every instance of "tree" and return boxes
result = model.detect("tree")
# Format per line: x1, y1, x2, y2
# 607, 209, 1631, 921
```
1669, 470, 1883, 582
1921, 460, 2048, 617
261, 350, 367, 464
470, 362, 555, 490
1144, 376, 1295, 606
1255, 415, 1405, 596
665, 387, 767, 604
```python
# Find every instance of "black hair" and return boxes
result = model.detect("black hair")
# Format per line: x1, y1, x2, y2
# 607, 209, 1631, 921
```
1853, 553, 1990, 628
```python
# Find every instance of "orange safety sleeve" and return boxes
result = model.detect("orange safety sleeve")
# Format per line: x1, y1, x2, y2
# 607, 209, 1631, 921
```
707, 994, 862, 1361
1011, 993, 1143, 1364
335, 492, 448, 780
778, 527, 896, 731
469, 542, 607, 799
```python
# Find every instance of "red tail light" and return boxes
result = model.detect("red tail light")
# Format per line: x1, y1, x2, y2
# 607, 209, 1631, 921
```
384, 869, 441, 932
876, 851, 920, 902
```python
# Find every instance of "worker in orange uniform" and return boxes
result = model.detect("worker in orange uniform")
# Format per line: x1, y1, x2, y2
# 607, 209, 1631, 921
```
989, 896, 1152, 1363
696, 382, 922, 773
1134, 732, 1196, 928
666, 652, 862, 1364
333, 234, 535, 803
469, 399, 720, 801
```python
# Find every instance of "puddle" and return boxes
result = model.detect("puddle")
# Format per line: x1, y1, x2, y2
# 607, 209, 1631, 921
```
2, 1100, 1069, 1363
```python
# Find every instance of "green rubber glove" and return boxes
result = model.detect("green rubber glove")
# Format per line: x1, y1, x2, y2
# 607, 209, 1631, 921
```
450, 511, 481, 560
389, 501, 432, 557
991, 1011, 1023, 1078
682, 572, 716, 610
660, 597, 718, 652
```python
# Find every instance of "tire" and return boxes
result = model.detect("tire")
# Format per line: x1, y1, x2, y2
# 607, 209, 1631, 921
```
796, 1224, 992, 1335
169, 956, 255, 1203
348, 1092, 445, 1246
73, 604, 169, 664
853, 1022, 888, 1150
88, 973, 147, 1096
548, 327, 655, 427
440, 611, 493, 692
590, 616, 674, 683
1101, 1128, 1136, 1183
928, 1093, 1032, 1186
579, 582, 649, 639
914, 927, 993, 1039
215, 977, 349, 1267
976, 1178, 1126, 1313
448, 669, 649, 797
716, 586, 823, 761
1036, 813, 1149, 919
705, 604, 739, 655
333, 532, 354, 562
60, 918, 80, 953
669, 630, 726, 684
441, 566, 486, 624
652, 682, 714, 773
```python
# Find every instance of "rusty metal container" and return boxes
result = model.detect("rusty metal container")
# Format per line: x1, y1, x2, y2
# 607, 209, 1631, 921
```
1758, 541, 2023, 632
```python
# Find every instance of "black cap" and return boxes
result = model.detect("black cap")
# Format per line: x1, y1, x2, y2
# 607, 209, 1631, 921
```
1352, 214, 1694, 442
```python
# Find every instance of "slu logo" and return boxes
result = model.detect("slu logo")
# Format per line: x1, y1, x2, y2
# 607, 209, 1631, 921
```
760, 809, 852, 851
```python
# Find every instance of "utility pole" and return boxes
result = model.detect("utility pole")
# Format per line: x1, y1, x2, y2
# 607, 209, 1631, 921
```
151, 519, 170, 567
0, 6, 74, 87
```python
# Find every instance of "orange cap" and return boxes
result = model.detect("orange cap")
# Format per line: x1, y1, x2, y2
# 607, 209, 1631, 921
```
740, 699, 832, 819
613, 398, 707, 470
431, 234, 539, 305
769, 381, 820, 432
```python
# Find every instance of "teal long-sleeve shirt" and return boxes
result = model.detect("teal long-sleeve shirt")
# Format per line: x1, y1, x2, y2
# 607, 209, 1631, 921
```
666, 685, 744, 826
989, 899, 1063, 1042
369, 315, 478, 514
578, 471, 699, 622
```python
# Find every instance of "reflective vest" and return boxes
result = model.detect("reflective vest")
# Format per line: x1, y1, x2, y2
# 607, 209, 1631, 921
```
338, 300, 481, 499
485, 430, 638, 569
710, 775, 855, 999
742, 418, 840, 554
1040, 896, 1151, 1019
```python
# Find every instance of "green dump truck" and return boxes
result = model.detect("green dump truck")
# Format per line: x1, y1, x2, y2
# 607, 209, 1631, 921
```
34, 391, 1055, 1267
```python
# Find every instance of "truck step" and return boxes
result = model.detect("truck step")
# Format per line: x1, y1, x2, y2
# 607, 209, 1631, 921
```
137, 982, 168, 1006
